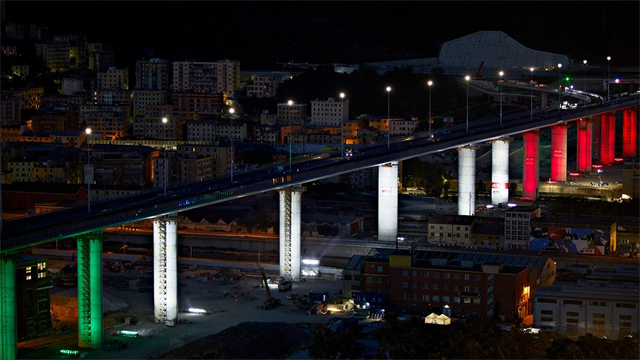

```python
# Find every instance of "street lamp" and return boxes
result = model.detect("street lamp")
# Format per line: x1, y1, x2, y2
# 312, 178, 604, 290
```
465, 75, 470, 133
287, 100, 293, 170
498, 71, 504, 126
162, 117, 168, 197
427, 80, 433, 138
530, 67, 534, 119
229, 108, 235, 182
583, 59, 588, 91
340, 92, 345, 157
557, 63, 562, 108
607, 56, 611, 100
85, 128, 92, 214
386, 86, 391, 149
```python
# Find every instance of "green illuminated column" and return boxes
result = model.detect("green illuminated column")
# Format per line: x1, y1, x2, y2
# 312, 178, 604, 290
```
77, 234, 104, 349
77, 238, 91, 348
0, 254, 17, 360
89, 238, 103, 348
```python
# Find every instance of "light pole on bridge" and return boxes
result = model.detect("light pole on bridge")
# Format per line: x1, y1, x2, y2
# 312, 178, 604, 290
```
386, 86, 391, 149
465, 75, 470, 133
427, 80, 433, 138
499, 71, 503, 126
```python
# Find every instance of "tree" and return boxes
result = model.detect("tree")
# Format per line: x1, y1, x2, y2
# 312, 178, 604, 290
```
375, 313, 434, 359
305, 322, 365, 359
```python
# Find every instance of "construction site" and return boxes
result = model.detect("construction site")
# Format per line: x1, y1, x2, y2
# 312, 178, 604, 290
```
17, 257, 367, 359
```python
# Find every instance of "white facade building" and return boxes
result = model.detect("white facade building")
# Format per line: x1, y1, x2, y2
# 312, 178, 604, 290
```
172, 60, 240, 94
310, 97, 349, 126
504, 206, 541, 250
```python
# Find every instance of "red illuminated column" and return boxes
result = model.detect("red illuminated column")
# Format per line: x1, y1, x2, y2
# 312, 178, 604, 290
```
623, 109, 638, 159
576, 118, 594, 173
551, 124, 570, 182
600, 113, 615, 166
522, 130, 541, 200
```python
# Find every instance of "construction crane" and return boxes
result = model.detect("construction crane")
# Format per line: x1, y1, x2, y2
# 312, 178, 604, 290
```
257, 264, 281, 310
473, 61, 485, 79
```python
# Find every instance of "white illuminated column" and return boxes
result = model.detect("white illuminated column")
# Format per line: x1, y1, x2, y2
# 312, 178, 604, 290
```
153, 215, 178, 326
465, 76, 470, 133
279, 186, 303, 281
378, 161, 398, 241
458, 146, 476, 216
491, 139, 510, 205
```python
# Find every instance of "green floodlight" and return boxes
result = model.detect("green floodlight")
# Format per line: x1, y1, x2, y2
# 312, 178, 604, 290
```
60, 349, 81, 356
565, 77, 570, 81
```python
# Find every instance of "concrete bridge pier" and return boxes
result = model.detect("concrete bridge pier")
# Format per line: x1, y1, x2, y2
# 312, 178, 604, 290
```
378, 162, 399, 240
279, 186, 304, 281
577, 118, 594, 173
76, 233, 104, 348
0, 253, 17, 360
551, 123, 571, 182
600, 113, 616, 166
458, 146, 476, 216
491, 138, 511, 205
622, 108, 638, 159
153, 214, 178, 326
522, 131, 541, 200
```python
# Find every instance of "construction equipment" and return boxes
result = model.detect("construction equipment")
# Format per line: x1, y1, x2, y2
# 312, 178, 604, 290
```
257, 265, 281, 310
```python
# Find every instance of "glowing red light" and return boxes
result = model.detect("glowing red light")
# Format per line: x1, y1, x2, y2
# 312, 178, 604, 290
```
614, 158, 625, 162
546, 180, 558, 184
591, 164, 603, 169
520, 197, 533, 201
568, 172, 581, 177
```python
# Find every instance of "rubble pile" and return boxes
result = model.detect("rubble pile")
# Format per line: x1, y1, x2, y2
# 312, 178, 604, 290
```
157, 321, 309, 359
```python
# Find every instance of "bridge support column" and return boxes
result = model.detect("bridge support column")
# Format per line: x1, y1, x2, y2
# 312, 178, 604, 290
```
77, 234, 104, 348
522, 131, 541, 200
623, 109, 638, 159
154, 214, 178, 326
491, 138, 511, 205
577, 118, 594, 173
551, 124, 571, 182
0, 254, 17, 360
458, 146, 476, 216
600, 113, 616, 166
378, 162, 398, 240
279, 186, 303, 281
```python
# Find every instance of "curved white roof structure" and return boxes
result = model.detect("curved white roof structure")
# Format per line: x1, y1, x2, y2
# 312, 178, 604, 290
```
438, 31, 571, 75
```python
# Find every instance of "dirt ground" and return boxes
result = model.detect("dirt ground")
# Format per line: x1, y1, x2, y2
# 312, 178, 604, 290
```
18, 265, 347, 359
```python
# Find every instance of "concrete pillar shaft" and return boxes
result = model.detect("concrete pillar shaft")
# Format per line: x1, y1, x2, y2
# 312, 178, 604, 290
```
551, 124, 570, 182
623, 109, 638, 159
378, 162, 399, 240
279, 187, 303, 281
600, 113, 616, 166
491, 139, 510, 205
0, 255, 17, 360
89, 238, 103, 348
522, 131, 541, 200
153, 215, 178, 326
458, 147, 476, 216
576, 118, 594, 172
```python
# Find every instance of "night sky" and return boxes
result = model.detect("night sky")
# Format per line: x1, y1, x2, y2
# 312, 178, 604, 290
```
5, 1, 639, 68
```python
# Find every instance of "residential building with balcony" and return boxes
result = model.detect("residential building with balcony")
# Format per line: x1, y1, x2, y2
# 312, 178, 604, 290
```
15, 256, 52, 340
245, 74, 278, 98
133, 115, 178, 140
1, 96, 22, 124
171, 91, 223, 120
62, 75, 96, 95
472, 221, 505, 247
97, 67, 129, 89
172, 60, 240, 95
185, 120, 217, 143
276, 102, 307, 126
176, 144, 230, 178
136, 58, 170, 90
504, 206, 541, 250
132, 90, 167, 116
216, 121, 247, 142
390, 117, 419, 136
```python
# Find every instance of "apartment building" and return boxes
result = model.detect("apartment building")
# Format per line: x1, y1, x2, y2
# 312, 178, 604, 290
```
343, 119, 365, 137
133, 115, 178, 140
390, 118, 419, 136
171, 91, 223, 119
276, 102, 307, 126
88, 144, 154, 186
11, 64, 29, 77
185, 120, 217, 142
62, 75, 96, 95
216, 121, 247, 142
145, 104, 174, 118
176, 144, 230, 178
82, 110, 128, 140
172, 60, 241, 94
132, 90, 167, 116
136, 58, 170, 90
97, 67, 129, 90
39, 42, 70, 71
93, 88, 131, 107
1, 96, 22, 125
504, 206, 541, 250
368, 116, 404, 133
428, 214, 475, 244
246, 74, 278, 98
30, 109, 69, 132
15, 256, 52, 340
310, 97, 349, 126
3, 87, 44, 110
179, 153, 214, 183
471, 222, 505, 247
